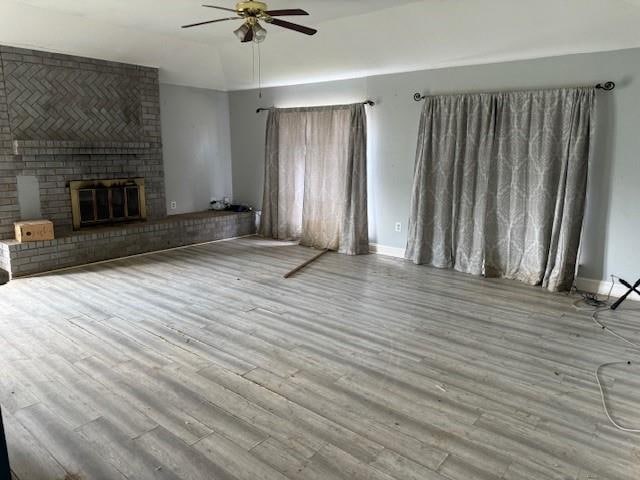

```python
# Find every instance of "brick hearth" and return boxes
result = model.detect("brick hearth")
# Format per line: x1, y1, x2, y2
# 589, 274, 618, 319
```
0, 211, 255, 279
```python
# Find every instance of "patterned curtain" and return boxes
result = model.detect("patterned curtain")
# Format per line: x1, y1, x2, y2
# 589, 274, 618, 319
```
405, 88, 596, 292
259, 104, 369, 255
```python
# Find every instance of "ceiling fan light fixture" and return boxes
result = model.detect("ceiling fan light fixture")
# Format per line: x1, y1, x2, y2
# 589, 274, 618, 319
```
184, 3, 317, 43
253, 22, 267, 43
233, 23, 250, 40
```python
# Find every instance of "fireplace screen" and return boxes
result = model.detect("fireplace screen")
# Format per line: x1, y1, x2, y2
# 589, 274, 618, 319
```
70, 178, 146, 229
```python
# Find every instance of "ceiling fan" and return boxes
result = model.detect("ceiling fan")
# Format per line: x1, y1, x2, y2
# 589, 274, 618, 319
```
181, 2, 318, 43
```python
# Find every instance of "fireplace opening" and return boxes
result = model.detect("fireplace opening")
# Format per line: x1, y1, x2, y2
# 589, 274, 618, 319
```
71, 178, 146, 230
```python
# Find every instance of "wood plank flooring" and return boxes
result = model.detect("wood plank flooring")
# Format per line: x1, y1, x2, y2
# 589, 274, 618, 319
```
1, 236, 639, 480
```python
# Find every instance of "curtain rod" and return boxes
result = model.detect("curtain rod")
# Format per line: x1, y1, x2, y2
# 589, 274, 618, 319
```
256, 100, 375, 114
412, 81, 616, 102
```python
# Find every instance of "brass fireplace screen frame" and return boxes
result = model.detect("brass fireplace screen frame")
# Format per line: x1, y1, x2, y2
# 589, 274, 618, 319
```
70, 178, 146, 230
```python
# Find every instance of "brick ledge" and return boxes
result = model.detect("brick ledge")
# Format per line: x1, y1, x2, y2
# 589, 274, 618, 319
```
0, 211, 256, 278
12, 139, 153, 155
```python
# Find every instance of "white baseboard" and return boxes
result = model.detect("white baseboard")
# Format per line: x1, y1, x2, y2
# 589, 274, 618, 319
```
575, 276, 639, 302
369, 243, 406, 258
369, 243, 638, 302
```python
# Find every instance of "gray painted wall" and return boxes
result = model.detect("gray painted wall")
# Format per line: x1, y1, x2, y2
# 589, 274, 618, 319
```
160, 83, 233, 215
229, 48, 640, 284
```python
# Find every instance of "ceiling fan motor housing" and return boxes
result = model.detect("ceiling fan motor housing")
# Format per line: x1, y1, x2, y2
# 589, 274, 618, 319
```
236, 1, 268, 15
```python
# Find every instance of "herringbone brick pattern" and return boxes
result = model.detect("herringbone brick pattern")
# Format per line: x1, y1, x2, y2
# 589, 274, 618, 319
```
3, 61, 142, 142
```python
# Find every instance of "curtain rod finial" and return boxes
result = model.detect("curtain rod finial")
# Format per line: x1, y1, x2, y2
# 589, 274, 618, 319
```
595, 81, 615, 91
414, 93, 425, 102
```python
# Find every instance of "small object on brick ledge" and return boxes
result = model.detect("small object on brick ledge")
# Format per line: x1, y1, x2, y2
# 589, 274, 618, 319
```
14, 220, 55, 243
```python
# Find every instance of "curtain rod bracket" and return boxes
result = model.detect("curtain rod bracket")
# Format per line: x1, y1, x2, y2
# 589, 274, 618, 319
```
256, 100, 375, 114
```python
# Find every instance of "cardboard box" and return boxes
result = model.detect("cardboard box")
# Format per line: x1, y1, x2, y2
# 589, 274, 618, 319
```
14, 220, 55, 243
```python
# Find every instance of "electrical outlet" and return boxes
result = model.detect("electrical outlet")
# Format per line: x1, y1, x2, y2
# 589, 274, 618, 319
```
395, 222, 402, 233
170, 201, 177, 210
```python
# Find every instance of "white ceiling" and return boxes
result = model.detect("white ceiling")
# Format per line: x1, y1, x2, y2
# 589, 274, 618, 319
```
2, 0, 640, 91
8, 0, 419, 42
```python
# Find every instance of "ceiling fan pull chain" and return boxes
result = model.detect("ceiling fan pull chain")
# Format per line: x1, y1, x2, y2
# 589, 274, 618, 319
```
258, 41, 263, 99
252, 41, 256, 84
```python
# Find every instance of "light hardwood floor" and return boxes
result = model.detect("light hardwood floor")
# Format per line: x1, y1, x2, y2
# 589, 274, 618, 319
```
1, 236, 639, 480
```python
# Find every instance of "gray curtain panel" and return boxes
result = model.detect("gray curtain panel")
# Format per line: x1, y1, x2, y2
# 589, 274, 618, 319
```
406, 87, 596, 292
259, 103, 369, 255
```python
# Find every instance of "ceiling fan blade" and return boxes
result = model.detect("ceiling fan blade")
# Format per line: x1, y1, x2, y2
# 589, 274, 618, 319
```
202, 4, 239, 13
268, 18, 317, 35
181, 17, 240, 28
242, 27, 254, 43
264, 9, 309, 16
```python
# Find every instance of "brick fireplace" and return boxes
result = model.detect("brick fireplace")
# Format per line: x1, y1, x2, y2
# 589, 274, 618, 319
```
0, 45, 255, 279
0, 45, 165, 239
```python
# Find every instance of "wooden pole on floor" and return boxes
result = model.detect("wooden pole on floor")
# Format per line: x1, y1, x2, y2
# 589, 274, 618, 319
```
284, 249, 329, 279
